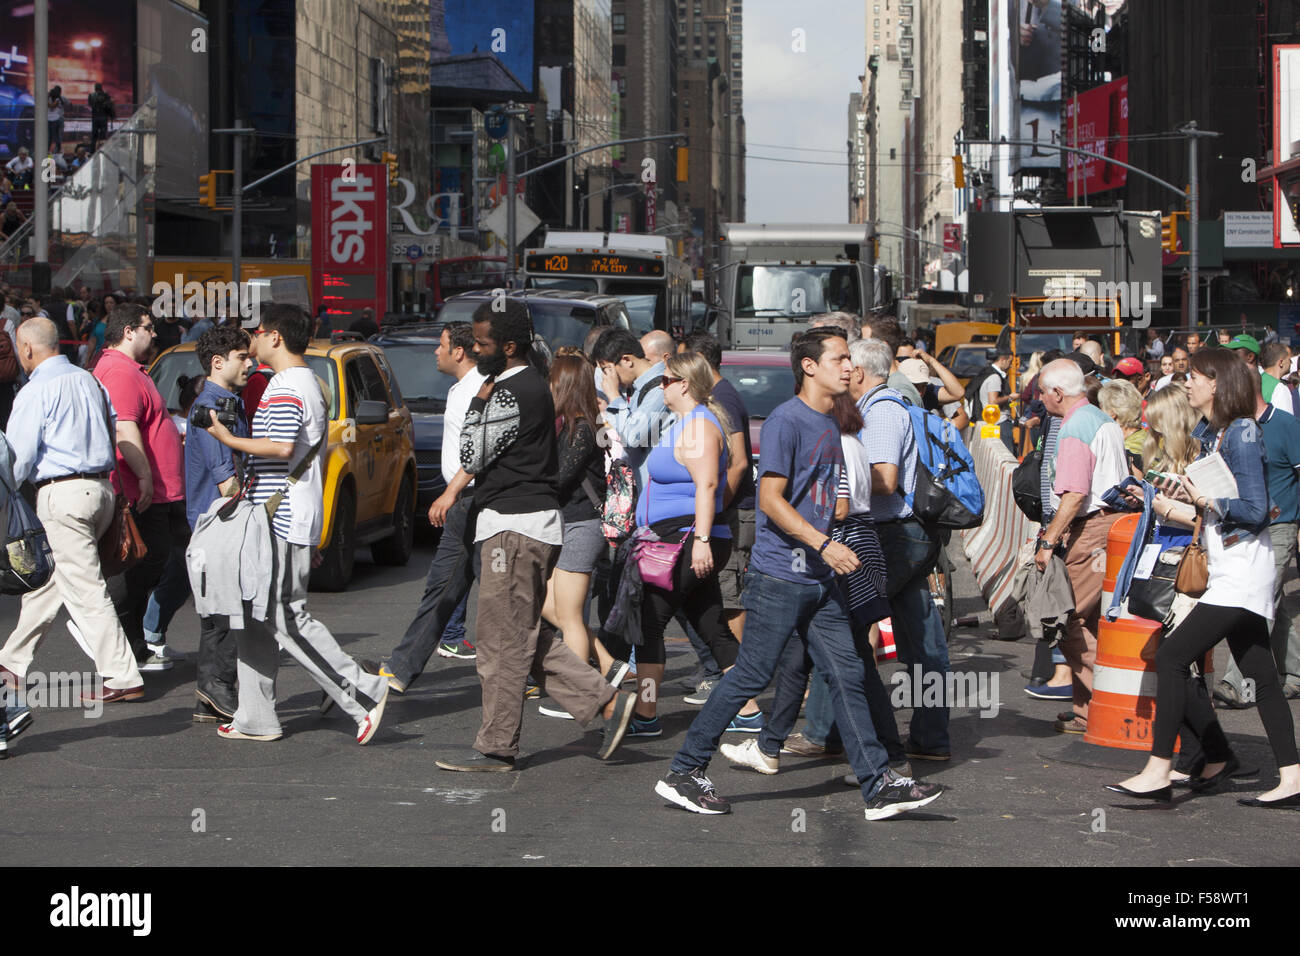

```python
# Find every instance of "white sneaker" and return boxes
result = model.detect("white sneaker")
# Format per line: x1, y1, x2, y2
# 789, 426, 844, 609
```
720, 738, 779, 775
150, 643, 187, 661
357, 685, 388, 745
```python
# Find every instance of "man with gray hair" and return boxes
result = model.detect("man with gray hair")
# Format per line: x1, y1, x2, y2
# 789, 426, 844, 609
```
0, 317, 144, 711
809, 312, 862, 342
1035, 358, 1127, 733
849, 336, 952, 759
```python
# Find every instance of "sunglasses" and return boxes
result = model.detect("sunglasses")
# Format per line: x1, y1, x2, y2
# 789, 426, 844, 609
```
660, 375, 684, 388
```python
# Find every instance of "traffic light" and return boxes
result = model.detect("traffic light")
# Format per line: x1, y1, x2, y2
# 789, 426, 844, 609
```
952, 154, 965, 189
676, 147, 689, 182
1161, 214, 1177, 252
870, 236, 880, 260
198, 172, 216, 209
381, 150, 398, 187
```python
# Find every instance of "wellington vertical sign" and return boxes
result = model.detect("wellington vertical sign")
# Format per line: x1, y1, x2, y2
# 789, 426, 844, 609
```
311, 164, 388, 329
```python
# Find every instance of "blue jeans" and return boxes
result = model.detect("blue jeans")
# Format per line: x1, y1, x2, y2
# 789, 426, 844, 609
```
679, 611, 724, 682
671, 569, 891, 800
874, 518, 950, 753
442, 595, 468, 646
143, 544, 191, 644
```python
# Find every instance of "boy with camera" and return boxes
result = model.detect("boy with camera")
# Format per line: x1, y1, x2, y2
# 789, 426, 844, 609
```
185, 326, 254, 722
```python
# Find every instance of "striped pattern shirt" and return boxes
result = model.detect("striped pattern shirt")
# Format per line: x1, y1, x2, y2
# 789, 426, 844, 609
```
247, 369, 326, 544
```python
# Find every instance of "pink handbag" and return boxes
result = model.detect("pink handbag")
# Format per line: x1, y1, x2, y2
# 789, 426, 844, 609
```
634, 478, 693, 590
635, 529, 693, 590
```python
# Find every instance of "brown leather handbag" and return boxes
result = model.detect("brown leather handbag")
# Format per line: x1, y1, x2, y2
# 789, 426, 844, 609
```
99, 492, 147, 576
1173, 510, 1209, 597
93, 384, 148, 576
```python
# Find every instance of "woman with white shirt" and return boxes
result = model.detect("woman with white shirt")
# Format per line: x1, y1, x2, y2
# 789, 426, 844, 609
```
1109, 350, 1300, 807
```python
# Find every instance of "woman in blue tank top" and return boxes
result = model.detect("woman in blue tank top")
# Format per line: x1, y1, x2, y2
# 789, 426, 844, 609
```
602, 351, 742, 737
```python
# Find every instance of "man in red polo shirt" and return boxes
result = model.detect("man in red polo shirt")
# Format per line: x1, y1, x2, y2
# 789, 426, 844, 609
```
93, 304, 186, 671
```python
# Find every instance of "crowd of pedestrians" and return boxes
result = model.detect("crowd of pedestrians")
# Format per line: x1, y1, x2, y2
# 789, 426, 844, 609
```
1, 296, 1296, 816
1016, 334, 1300, 810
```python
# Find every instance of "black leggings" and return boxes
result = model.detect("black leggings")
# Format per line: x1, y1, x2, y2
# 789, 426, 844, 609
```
1152, 603, 1298, 767
602, 527, 739, 669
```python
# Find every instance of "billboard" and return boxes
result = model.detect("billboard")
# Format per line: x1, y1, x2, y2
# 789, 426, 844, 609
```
1012, 0, 1064, 170
1064, 76, 1128, 197
0, 0, 136, 159
431, 0, 536, 98
311, 164, 389, 328
1273, 44, 1300, 246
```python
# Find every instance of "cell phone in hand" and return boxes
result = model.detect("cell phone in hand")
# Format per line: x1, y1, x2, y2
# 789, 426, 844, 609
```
1143, 469, 1177, 485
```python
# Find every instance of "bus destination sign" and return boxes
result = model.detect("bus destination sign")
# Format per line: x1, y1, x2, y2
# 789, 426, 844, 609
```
526, 254, 664, 277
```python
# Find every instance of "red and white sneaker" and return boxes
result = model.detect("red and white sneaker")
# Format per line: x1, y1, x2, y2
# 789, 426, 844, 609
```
357, 685, 389, 745
218, 723, 282, 742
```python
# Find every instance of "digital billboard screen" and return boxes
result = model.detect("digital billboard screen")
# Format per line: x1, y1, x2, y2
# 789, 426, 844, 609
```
431, 0, 536, 98
0, 0, 135, 159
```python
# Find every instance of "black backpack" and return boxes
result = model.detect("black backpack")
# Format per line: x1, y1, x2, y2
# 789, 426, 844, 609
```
964, 365, 1002, 420
1012, 446, 1044, 522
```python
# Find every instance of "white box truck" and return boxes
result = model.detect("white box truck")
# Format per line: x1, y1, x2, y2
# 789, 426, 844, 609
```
711, 223, 875, 349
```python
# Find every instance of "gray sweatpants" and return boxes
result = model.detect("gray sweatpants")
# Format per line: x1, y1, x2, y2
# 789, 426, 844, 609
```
232, 535, 387, 736
1221, 521, 1300, 693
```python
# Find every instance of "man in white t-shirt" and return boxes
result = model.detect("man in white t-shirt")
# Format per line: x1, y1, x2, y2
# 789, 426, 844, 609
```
206, 304, 388, 744
977, 348, 1015, 452
378, 321, 488, 687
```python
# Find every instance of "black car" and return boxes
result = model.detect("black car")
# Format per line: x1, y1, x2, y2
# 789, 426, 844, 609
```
368, 324, 454, 522
436, 288, 632, 350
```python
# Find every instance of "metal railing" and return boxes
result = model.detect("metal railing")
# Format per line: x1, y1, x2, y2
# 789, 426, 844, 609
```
0, 100, 155, 289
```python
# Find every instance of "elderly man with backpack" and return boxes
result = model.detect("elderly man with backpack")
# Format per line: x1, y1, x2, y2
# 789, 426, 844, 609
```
855, 337, 964, 761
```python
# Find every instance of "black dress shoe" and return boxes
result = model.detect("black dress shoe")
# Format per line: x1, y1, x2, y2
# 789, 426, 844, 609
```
1237, 792, 1300, 808
1105, 783, 1173, 802
1189, 754, 1240, 793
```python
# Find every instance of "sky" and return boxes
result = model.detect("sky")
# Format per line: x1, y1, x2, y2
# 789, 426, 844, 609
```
743, 0, 866, 222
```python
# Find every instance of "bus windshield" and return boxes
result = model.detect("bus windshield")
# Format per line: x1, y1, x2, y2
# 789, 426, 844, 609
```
604, 280, 664, 335
735, 265, 862, 317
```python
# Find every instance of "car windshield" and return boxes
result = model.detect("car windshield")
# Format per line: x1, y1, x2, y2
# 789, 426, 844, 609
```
604, 281, 664, 335
720, 362, 795, 420
148, 350, 340, 420
950, 348, 990, 378
735, 265, 862, 317
380, 342, 455, 413
439, 297, 603, 351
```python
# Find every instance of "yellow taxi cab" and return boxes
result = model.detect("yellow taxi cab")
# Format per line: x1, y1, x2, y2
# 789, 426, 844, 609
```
149, 333, 417, 591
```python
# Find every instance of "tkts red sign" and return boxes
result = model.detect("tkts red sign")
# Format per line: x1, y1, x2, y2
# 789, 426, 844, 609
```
311, 164, 388, 327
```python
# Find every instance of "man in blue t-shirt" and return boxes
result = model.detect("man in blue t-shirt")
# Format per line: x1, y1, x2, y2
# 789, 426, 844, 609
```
1217, 375, 1300, 706
184, 326, 252, 722
655, 328, 945, 821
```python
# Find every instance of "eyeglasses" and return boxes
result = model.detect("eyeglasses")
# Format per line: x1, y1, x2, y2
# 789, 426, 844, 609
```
253, 328, 273, 336
134, 322, 155, 333
660, 375, 684, 388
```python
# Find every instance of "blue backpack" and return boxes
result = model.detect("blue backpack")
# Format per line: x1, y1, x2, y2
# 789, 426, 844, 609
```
866, 393, 985, 530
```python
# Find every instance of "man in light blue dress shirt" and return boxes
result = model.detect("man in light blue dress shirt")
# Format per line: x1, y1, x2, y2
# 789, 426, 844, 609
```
0, 317, 144, 706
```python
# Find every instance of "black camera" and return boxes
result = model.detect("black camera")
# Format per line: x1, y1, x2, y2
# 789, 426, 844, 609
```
191, 396, 241, 432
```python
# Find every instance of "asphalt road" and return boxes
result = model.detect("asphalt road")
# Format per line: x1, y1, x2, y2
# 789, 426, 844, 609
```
1, 537, 1297, 867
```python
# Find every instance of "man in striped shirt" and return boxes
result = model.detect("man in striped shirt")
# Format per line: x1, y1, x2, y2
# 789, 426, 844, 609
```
205, 304, 388, 744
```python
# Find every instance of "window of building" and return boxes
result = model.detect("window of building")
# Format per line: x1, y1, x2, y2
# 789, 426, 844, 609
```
694, 21, 702, 34
613, 44, 625, 67
890, 148, 896, 159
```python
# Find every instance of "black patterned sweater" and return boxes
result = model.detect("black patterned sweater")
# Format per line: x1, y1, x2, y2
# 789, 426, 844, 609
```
460, 365, 559, 515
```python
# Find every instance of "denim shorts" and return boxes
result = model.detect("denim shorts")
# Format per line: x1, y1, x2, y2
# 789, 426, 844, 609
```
556, 517, 607, 573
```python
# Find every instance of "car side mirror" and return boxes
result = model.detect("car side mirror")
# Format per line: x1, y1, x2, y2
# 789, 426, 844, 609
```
354, 399, 389, 425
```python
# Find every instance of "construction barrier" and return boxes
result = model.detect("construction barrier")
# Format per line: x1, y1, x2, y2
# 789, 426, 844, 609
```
961, 433, 1039, 630
1085, 615, 1164, 751
1101, 512, 1140, 621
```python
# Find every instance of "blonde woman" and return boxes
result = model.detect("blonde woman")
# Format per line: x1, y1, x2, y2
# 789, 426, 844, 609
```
1098, 379, 1146, 473
600, 351, 744, 737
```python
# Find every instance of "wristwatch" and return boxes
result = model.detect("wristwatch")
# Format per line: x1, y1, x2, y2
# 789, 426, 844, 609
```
1036, 538, 1056, 552
697, 533, 710, 543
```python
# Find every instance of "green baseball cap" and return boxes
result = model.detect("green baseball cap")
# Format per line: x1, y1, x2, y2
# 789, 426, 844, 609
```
1227, 334, 1260, 356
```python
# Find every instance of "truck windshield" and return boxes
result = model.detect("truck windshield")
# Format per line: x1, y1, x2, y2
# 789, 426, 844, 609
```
735, 265, 861, 317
